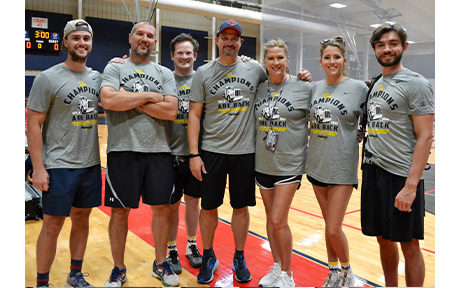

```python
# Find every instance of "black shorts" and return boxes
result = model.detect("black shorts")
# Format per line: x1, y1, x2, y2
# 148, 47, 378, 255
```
361, 163, 425, 242
105, 151, 175, 208
307, 175, 358, 190
170, 156, 201, 204
200, 151, 256, 210
43, 164, 102, 216
256, 172, 302, 190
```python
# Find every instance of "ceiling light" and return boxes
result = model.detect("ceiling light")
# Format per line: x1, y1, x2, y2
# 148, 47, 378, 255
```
370, 24, 381, 28
330, 3, 346, 8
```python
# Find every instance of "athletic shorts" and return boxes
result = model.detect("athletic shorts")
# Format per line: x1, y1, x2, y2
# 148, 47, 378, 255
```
170, 156, 201, 204
43, 164, 102, 217
256, 172, 302, 190
307, 175, 358, 190
361, 163, 425, 242
200, 151, 256, 210
105, 151, 175, 208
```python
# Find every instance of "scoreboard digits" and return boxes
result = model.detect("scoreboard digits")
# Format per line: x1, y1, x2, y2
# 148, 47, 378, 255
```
25, 17, 61, 56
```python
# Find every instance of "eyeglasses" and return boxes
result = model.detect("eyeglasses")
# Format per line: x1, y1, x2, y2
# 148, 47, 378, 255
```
320, 38, 344, 46
381, 21, 407, 32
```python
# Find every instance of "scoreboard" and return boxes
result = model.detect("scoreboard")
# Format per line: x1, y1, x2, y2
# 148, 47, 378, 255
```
25, 16, 61, 56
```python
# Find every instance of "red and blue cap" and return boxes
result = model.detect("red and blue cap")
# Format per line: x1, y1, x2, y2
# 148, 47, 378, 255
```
217, 20, 242, 36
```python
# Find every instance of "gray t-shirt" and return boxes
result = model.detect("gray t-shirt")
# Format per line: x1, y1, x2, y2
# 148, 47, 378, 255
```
169, 74, 194, 156
189, 58, 267, 154
101, 59, 177, 153
306, 78, 368, 184
27, 63, 102, 169
365, 68, 434, 177
254, 76, 312, 175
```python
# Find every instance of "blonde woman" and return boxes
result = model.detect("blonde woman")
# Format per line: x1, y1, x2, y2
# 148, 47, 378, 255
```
306, 36, 368, 287
254, 38, 312, 287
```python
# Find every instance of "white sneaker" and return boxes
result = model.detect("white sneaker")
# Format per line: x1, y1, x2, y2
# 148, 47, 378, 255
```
152, 260, 180, 287
322, 270, 340, 287
273, 271, 295, 287
338, 269, 355, 287
258, 262, 281, 287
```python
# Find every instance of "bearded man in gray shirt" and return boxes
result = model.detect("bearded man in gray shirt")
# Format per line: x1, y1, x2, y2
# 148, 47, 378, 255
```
100, 21, 179, 287
27, 19, 101, 287
361, 22, 434, 287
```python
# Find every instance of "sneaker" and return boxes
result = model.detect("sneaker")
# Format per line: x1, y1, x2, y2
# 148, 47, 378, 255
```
152, 260, 180, 287
166, 249, 182, 274
273, 271, 295, 287
196, 253, 219, 284
259, 262, 281, 287
104, 266, 127, 287
232, 255, 252, 283
186, 244, 203, 268
65, 272, 93, 287
338, 269, 355, 287
322, 270, 340, 287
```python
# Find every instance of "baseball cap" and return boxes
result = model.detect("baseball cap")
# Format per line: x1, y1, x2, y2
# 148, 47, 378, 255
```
62, 19, 93, 52
217, 20, 242, 36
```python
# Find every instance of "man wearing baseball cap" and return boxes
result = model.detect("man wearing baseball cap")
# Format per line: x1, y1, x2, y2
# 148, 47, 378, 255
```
27, 18, 101, 287
188, 19, 312, 284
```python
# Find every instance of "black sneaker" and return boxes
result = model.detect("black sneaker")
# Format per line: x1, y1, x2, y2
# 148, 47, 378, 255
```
196, 253, 219, 284
232, 255, 252, 283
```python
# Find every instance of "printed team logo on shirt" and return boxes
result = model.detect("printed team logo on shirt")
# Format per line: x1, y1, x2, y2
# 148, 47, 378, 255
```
310, 106, 338, 140
72, 95, 98, 130
367, 83, 398, 138
367, 101, 390, 137
314, 106, 331, 123
367, 82, 394, 138
133, 80, 149, 92
173, 99, 189, 127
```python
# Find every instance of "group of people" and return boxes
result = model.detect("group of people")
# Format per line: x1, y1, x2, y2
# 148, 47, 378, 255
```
26, 17, 434, 288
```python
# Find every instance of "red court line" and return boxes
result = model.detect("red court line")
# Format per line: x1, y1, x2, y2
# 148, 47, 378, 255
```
425, 189, 435, 194
345, 209, 361, 215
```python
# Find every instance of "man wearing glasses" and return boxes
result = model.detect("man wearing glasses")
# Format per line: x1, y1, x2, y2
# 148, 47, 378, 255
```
361, 22, 434, 287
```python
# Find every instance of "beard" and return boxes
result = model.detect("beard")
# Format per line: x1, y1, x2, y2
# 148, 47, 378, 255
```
133, 44, 151, 59
376, 51, 403, 67
69, 48, 90, 63
222, 45, 237, 56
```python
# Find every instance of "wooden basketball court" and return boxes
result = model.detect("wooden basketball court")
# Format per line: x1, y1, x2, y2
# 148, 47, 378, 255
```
25, 123, 435, 287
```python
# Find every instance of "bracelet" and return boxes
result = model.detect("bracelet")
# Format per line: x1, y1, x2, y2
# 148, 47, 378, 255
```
189, 153, 200, 158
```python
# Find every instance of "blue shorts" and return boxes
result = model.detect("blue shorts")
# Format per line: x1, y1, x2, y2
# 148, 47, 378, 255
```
43, 164, 102, 216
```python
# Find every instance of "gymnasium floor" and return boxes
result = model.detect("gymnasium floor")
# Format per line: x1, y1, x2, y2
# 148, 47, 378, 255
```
24, 123, 436, 287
